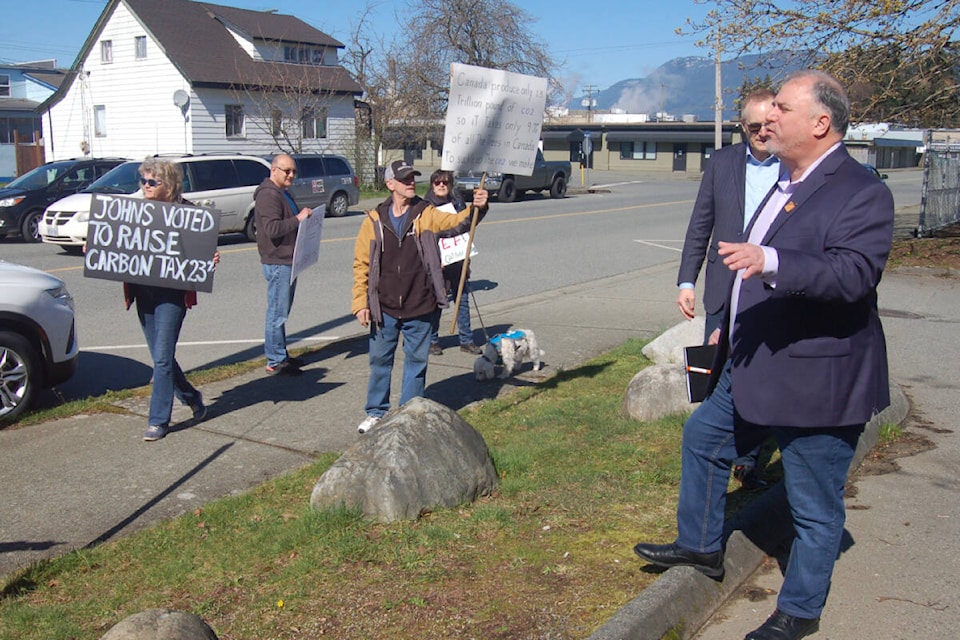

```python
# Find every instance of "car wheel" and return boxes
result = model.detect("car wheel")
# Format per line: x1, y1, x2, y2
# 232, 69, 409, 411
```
498, 177, 518, 203
329, 192, 349, 217
549, 176, 567, 199
0, 331, 41, 421
244, 214, 257, 242
20, 210, 43, 243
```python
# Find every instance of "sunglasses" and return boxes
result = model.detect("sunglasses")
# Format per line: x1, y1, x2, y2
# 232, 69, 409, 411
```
274, 167, 296, 176
744, 123, 765, 135
433, 180, 450, 186
139, 177, 163, 187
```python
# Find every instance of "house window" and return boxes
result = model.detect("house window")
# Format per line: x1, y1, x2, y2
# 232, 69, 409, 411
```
301, 107, 327, 139
620, 141, 657, 160
94, 105, 107, 137
271, 110, 283, 137
225, 105, 244, 137
100, 40, 113, 63
135, 36, 147, 59
0, 75, 9, 97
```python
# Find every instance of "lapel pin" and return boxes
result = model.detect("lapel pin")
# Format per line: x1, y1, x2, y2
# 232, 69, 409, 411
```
784, 201, 796, 212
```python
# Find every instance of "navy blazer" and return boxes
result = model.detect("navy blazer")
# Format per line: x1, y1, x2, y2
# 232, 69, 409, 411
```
712, 146, 894, 427
678, 143, 757, 315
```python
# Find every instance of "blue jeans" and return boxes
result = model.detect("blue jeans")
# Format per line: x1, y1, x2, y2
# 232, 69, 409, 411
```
261, 263, 297, 367
431, 269, 474, 346
365, 310, 438, 417
675, 361, 863, 618
135, 286, 201, 427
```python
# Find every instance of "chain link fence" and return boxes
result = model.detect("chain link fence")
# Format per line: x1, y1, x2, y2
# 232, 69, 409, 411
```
918, 137, 960, 237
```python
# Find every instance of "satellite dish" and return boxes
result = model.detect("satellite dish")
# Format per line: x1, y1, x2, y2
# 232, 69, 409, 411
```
173, 90, 190, 108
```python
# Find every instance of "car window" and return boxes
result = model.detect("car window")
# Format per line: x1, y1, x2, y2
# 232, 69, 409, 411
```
296, 156, 325, 178
234, 159, 269, 186
323, 157, 350, 176
84, 162, 142, 194
187, 159, 239, 191
6, 161, 75, 190
61, 166, 93, 189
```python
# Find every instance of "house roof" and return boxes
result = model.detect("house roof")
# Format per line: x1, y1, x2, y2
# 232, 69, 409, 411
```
41, 0, 361, 111
128, 0, 360, 92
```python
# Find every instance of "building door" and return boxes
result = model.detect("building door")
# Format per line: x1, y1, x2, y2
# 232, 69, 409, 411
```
672, 143, 688, 172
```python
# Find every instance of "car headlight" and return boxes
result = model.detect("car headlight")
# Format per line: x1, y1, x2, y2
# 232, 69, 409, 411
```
45, 285, 75, 311
0, 196, 26, 207
77, 211, 89, 222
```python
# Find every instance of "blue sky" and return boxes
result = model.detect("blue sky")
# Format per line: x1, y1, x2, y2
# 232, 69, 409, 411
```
0, 0, 711, 95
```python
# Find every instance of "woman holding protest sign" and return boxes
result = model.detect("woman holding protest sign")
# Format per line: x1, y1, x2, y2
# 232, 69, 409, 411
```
127, 157, 217, 441
426, 169, 483, 356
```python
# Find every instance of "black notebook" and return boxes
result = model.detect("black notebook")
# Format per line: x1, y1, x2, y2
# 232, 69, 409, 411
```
683, 344, 717, 403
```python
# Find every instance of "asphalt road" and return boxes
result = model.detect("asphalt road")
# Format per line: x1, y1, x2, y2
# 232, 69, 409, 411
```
2, 168, 923, 409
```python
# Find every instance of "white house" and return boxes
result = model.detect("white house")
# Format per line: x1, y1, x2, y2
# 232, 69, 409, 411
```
39, 0, 364, 164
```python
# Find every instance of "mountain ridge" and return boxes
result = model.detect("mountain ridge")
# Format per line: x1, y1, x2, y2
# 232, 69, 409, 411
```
572, 53, 800, 121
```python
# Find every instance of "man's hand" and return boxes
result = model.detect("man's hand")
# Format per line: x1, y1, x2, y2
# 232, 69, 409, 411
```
355, 308, 370, 327
707, 327, 720, 345
677, 289, 696, 320
296, 207, 313, 222
473, 189, 489, 208
718, 241, 765, 280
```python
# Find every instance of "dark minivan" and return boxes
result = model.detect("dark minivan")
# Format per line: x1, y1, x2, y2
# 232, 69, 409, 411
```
0, 157, 126, 242
286, 154, 359, 217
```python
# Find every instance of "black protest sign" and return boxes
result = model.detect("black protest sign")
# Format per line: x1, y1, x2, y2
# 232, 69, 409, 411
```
83, 194, 221, 292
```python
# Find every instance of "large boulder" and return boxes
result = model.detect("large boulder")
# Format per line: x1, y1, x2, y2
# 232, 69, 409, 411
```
100, 609, 217, 640
310, 397, 499, 522
623, 363, 691, 422
642, 317, 705, 365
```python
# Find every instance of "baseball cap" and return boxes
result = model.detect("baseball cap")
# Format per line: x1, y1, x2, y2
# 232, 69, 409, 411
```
384, 160, 421, 182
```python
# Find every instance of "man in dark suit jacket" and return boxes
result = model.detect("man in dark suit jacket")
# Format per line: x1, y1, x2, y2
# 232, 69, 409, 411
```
677, 88, 779, 339
677, 89, 779, 489
635, 71, 894, 640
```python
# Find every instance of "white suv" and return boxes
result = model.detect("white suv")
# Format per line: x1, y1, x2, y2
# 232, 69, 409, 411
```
0, 261, 79, 421
39, 154, 271, 248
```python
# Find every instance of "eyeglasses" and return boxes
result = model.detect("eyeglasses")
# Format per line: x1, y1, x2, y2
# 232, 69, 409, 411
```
274, 167, 296, 176
744, 123, 765, 135
139, 177, 163, 187
433, 180, 450, 186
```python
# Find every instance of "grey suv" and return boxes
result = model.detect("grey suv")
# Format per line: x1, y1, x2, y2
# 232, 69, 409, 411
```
0, 261, 79, 420
286, 154, 359, 217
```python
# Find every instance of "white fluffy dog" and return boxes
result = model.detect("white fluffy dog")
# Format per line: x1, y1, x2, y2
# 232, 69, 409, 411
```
474, 329, 544, 381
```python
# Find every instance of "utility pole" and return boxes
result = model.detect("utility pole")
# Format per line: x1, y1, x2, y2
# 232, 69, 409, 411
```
714, 28, 723, 149
581, 85, 598, 123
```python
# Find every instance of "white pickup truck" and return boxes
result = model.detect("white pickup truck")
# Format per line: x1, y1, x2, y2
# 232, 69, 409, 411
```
455, 149, 572, 202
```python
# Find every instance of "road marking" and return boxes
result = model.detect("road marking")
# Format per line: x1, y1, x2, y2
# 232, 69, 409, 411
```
634, 239, 684, 252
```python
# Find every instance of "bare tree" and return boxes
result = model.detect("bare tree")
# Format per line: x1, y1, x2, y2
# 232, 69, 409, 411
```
396, 0, 559, 118
682, 0, 960, 127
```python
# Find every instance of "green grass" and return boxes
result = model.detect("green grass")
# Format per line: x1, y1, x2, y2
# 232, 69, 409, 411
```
0, 340, 779, 639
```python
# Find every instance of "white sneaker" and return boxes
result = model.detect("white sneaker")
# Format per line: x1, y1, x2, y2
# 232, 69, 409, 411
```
357, 415, 380, 434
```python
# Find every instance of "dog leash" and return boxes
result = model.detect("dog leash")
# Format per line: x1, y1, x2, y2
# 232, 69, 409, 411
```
468, 283, 492, 343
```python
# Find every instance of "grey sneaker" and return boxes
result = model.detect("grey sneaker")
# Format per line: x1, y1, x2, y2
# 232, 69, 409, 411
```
429, 343, 443, 356
357, 415, 380, 434
143, 424, 168, 441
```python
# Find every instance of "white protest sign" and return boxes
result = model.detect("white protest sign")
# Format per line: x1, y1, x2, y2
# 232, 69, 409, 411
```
84, 194, 220, 292
441, 63, 548, 176
291, 205, 325, 283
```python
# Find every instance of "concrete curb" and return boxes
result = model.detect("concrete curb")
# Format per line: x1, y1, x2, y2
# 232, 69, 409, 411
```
588, 382, 910, 640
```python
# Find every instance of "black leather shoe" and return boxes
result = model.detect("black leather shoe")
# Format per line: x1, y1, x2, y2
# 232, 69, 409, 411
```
632, 542, 724, 578
744, 609, 820, 640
